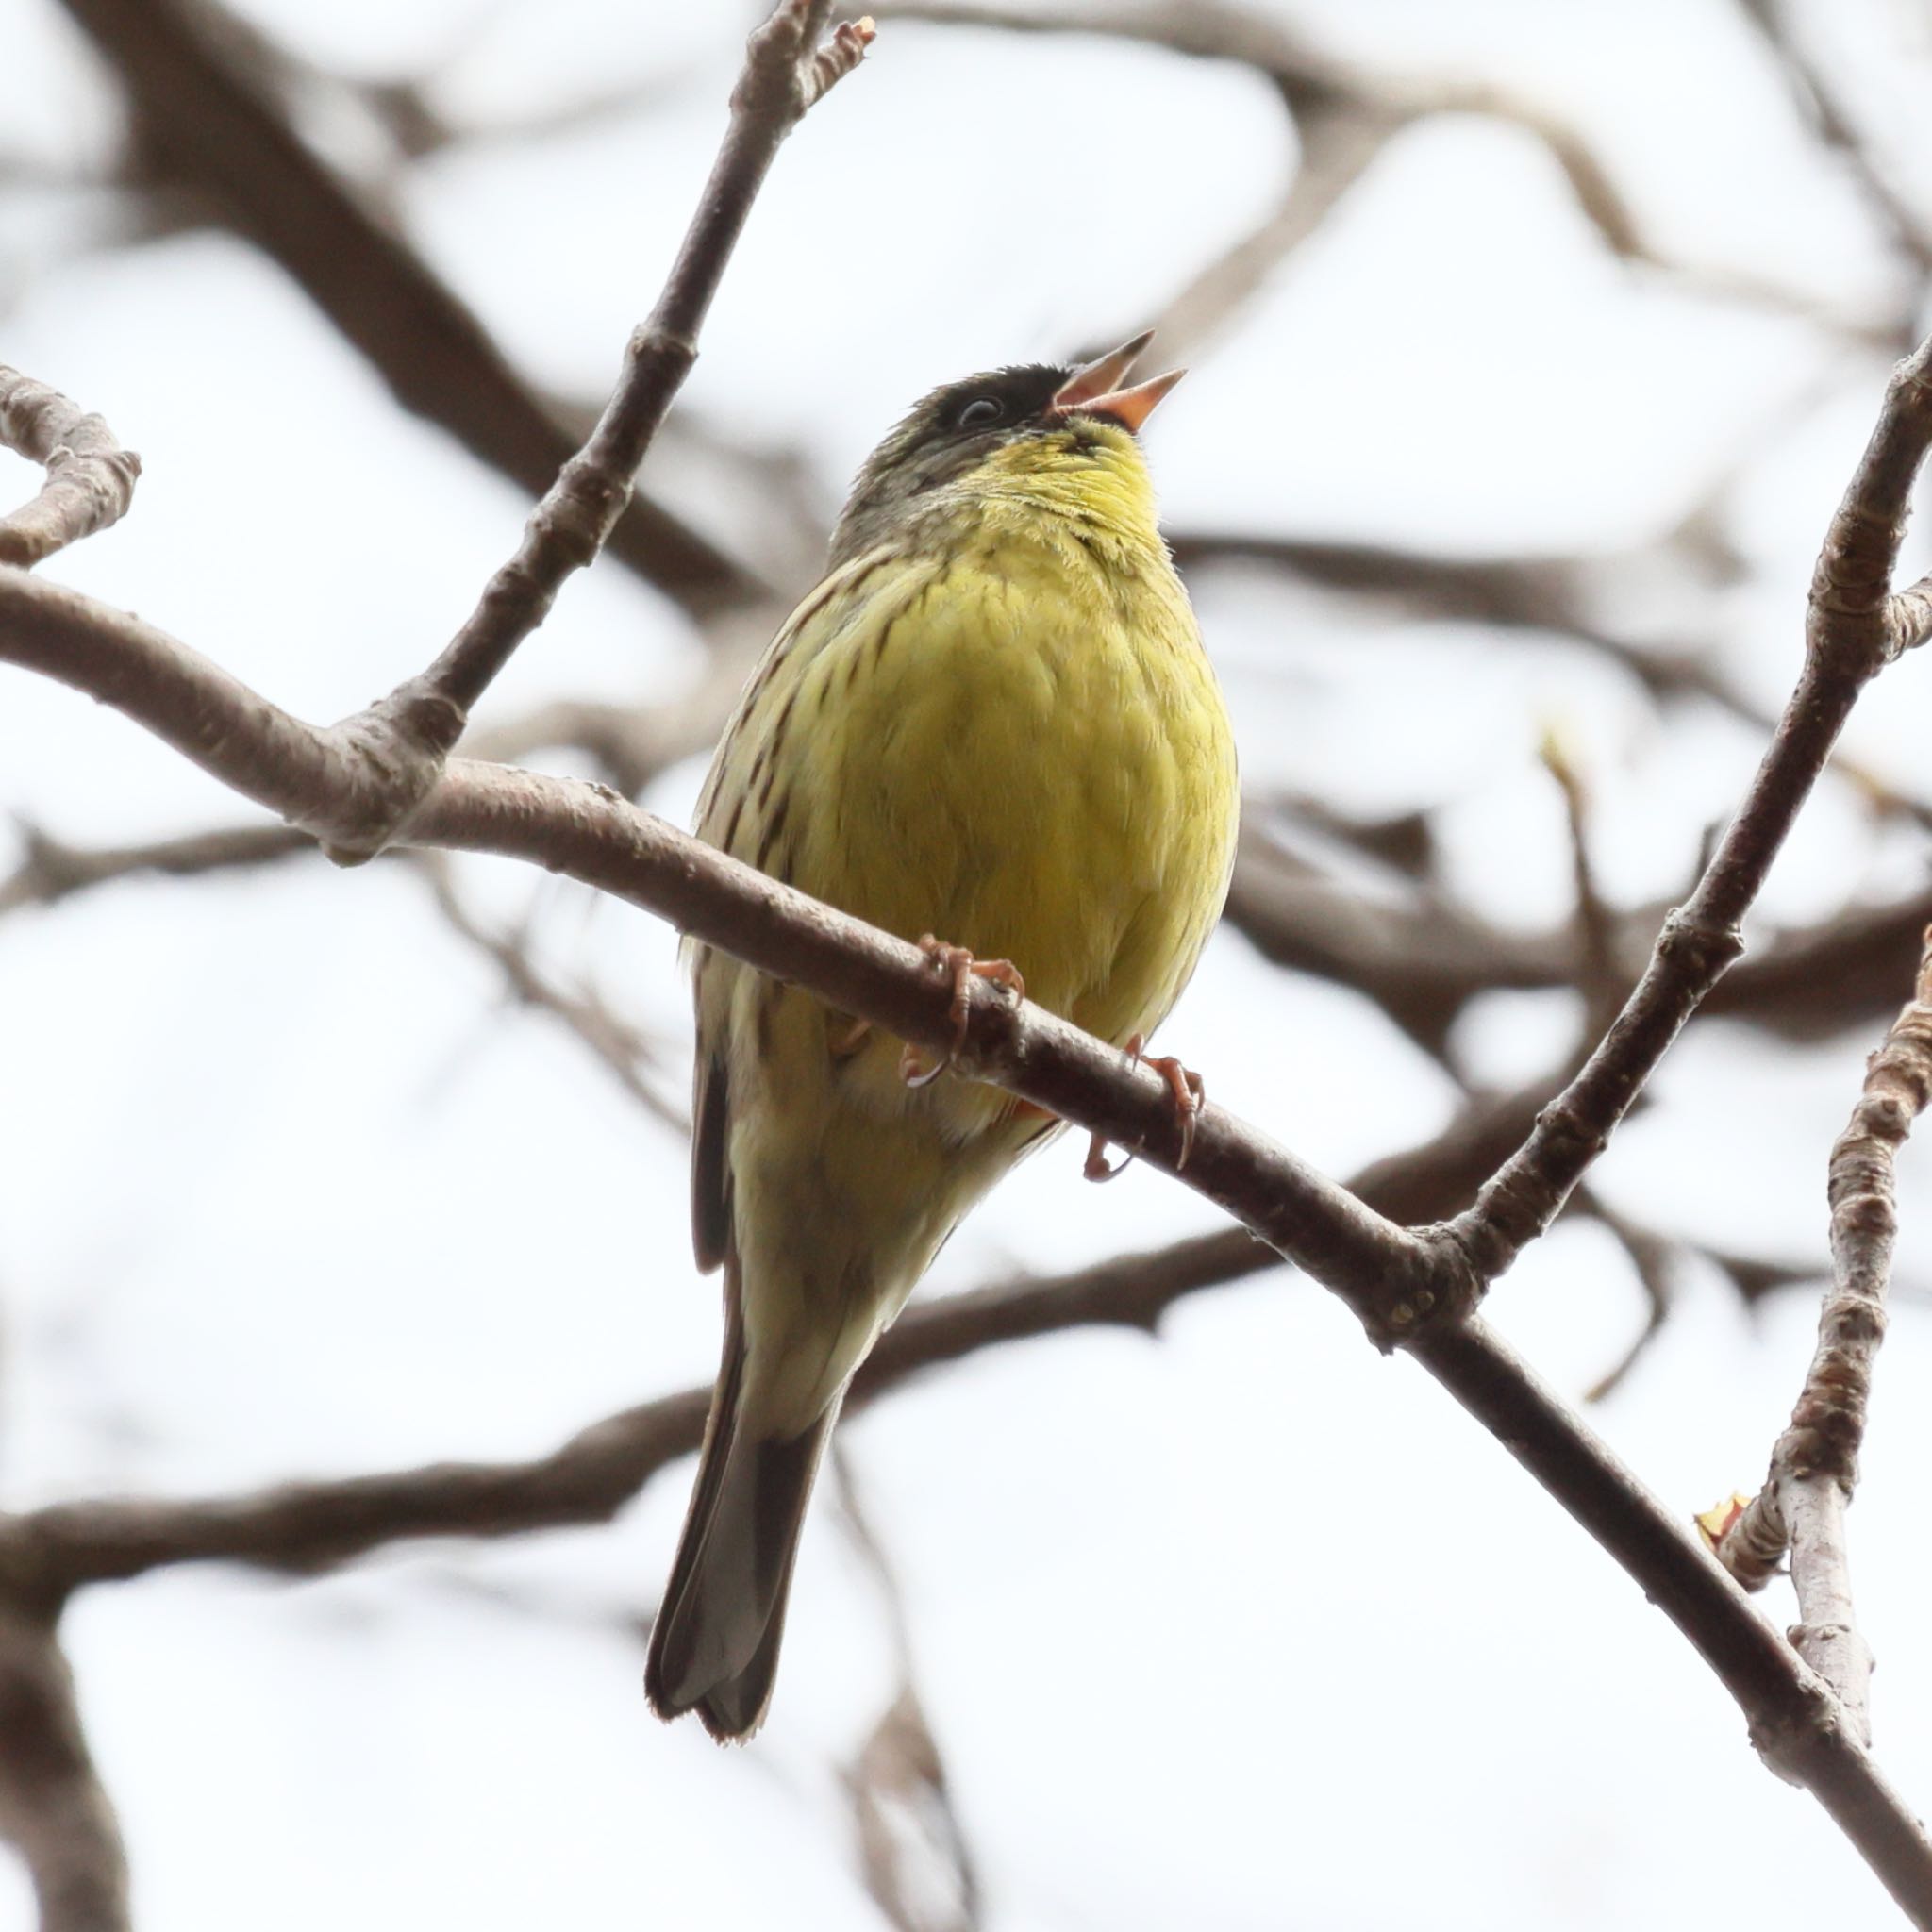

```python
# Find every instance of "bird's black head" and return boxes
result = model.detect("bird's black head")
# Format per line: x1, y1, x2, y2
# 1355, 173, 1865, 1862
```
826, 334, 1181, 567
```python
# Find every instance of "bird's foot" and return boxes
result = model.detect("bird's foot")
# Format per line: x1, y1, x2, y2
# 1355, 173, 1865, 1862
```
898, 935, 1025, 1089
1084, 1034, 1206, 1182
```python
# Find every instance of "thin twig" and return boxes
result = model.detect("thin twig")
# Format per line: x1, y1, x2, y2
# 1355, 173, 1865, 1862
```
0, 1231, 1268, 1599
56, 0, 765, 613
1716, 929, 1932, 1743
0, 819, 308, 914
0, 1078, 1584, 1603
303, 0, 874, 863
1740, 0, 1932, 282
417, 855, 688, 1132
0, 368, 142, 567
1574, 1188, 1677, 1404
404, 2, 872, 730
832, 1450, 983, 1932
1540, 728, 1623, 1038
1451, 334, 1932, 1281
1141, 97, 1398, 363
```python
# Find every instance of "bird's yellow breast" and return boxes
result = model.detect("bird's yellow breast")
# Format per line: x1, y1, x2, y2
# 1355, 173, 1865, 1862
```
698, 424, 1237, 1124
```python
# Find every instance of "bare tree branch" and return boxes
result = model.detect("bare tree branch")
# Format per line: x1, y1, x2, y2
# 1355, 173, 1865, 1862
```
1141, 96, 1397, 362
1740, 0, 1932, 281
832, 1450, 983, 1932
0, 819, 308, 915
16, 775, 1932, 1079
293, 1, 874, 864
55, 0, 773, 616
885, 0, 1888, 342
8, 297, 1932, 1932
1716, 928, 1932, 1745
0, 567, 1444, 1323
1451, 336, 1932, 1280
845, 1685, 980, 1932
1575, 1190, 1677, 1403
416, 854, 688, 1132
0, 1607, 129, 1932
408, 3, 871, 719
7, 544, 1932, 1915
0, 368, 142, 568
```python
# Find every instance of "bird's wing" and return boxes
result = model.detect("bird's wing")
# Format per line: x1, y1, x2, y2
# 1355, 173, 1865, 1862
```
685, 541, 939, 1273
690, 1044, 731, 1274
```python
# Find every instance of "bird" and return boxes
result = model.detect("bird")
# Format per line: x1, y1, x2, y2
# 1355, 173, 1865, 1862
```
643, 332, 1240, 1740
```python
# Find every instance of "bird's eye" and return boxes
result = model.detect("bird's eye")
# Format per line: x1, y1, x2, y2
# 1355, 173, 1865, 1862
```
955, 396, 1006, 430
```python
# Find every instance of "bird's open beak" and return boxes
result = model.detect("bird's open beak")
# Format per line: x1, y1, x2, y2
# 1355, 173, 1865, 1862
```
1051, 330, 1185, 433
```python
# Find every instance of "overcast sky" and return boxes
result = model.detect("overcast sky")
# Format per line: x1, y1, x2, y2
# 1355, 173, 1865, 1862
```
6, 0, 1932, 1926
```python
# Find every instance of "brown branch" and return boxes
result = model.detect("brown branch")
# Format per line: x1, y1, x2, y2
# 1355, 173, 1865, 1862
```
1540, 730, 1622, 1037
1575, 1190, 1677, 1404
5, 594, 1932, 1917
1141, 97, 1398, 363
285, 1, 873, 864
886, 1, 1881, 343
1234, 801, 1932, 1056
876, 0, 1350, 94
0, 819, 308, 915
0, 1607, 129, 1932
1716, 930, 1932, 1742
832, 1451, 984, 1932
405, 3, 871, 726
0, 570, 1437, 1326
14, 766, 1932, 1084
1897, 567, 1932, 654
0, 1070, 1574, 1603
10, 311, 1932, 1918
0, 368, 142, 567
0, 1230, 1271, 1598
1740, 0, 1932, 281
845, 1683, 980, 1932
18, 770, 1932, 1074
1168, 526, 1782, 744
417, 855, 688, 1132
1449, 335, 1932, 1281
56, 0, 770, 616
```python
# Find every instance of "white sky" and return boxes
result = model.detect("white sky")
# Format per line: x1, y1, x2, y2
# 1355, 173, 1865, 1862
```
5, 0, 1932, 1926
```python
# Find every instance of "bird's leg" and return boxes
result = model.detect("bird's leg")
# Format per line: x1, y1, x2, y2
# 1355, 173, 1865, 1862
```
899, 934, 1025, 1088
1084, 1033, 1206, 1182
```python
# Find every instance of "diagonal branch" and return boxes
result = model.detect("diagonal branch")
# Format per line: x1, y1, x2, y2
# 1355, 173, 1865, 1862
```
56, 0, 766, 615
1450, 336, 1932, 1280
415, 854, 689, 1132
890, 1, 1892, 344
406, 4, 873, 732
9, 548, 1932, 1918
10, 324, 1932, 1932
302, 0, 874, 863
0, 1079, 1571, 1604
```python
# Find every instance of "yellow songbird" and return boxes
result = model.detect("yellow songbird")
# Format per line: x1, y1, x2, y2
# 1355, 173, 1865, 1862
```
644, 333, 1240, 1739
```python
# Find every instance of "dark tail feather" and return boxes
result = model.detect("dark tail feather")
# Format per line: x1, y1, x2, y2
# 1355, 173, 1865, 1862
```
645, 1280, 840, 1741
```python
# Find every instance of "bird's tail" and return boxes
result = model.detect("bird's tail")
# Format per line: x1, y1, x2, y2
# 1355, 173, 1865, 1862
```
644, 1281, 838, 1741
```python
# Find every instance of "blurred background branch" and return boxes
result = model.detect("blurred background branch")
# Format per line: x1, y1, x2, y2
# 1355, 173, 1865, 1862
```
8, 0, 1932, 1924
